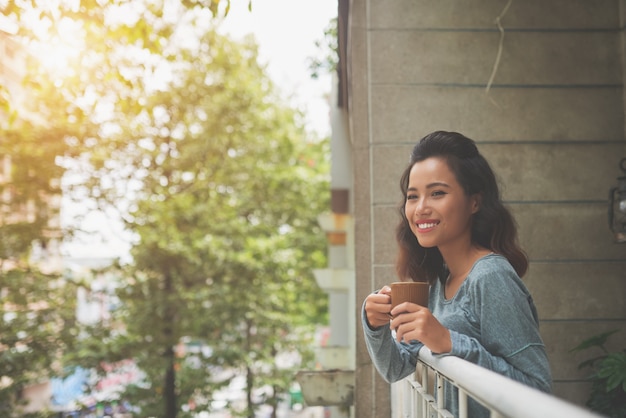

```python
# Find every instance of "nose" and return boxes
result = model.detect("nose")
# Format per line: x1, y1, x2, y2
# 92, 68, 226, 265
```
414, 196, 428, 215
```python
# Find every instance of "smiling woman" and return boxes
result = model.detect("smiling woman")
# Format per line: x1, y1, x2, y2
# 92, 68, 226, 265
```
362, 131, 553, 418
404, 156, 479, 253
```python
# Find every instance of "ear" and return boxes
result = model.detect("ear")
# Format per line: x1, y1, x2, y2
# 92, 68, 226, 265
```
470, 193, 481, 214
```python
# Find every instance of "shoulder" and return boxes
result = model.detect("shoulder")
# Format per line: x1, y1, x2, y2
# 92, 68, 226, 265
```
465, 254, 540, 325
466, 254, 530, 298
471, 253, 517, 276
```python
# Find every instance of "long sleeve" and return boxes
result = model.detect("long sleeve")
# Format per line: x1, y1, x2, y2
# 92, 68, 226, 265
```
361, 298, 423, 383
432, 254, 553, 393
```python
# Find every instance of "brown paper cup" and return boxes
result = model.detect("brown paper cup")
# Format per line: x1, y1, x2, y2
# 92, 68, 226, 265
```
390, 281, 429, 311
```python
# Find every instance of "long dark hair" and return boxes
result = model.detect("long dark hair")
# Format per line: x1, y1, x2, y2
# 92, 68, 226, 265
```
396, 131, 528, 285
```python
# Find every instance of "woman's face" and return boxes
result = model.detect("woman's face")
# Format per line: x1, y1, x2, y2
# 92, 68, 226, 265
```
404, 157, 479, 251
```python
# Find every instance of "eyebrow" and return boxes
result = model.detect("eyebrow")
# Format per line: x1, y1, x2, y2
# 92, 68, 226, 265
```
407, 182, 451, 191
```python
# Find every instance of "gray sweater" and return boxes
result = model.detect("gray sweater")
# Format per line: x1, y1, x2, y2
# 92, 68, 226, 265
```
362, 253, 552, 417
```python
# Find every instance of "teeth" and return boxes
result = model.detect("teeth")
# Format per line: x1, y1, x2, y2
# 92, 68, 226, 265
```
418, 222, 437, 229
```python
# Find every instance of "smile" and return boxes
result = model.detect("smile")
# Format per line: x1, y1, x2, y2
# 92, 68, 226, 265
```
417, 222, 439, 229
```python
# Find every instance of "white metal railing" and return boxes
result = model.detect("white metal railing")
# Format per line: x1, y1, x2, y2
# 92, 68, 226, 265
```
392, 346, 605, 418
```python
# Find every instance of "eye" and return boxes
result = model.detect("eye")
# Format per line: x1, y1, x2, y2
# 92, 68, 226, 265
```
406, 193, 418, 201
432, 190, 447, 197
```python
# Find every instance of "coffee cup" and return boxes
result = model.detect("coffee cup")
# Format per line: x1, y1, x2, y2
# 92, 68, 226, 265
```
390, 281, 429, 312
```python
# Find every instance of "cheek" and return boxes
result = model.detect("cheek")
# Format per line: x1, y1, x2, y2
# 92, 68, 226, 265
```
448, 206, 474, 229
404, 203, 413, 219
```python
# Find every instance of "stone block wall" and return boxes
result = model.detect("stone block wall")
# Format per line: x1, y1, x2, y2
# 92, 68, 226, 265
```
350, 1, 626, 417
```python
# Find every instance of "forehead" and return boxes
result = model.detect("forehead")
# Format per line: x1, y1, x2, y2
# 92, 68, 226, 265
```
408, 157, 458, 185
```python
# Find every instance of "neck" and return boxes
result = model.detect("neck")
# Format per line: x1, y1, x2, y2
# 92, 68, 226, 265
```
441, 243, 490, 282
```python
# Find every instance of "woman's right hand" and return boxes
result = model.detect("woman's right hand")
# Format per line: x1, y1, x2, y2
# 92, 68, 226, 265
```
364, 285, 392, 329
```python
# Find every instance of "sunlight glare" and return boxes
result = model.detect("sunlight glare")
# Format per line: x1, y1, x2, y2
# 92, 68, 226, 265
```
33, 15, 83, 76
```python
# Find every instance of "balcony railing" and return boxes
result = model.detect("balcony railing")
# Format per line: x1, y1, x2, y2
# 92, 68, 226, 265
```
392, 346, 605, 418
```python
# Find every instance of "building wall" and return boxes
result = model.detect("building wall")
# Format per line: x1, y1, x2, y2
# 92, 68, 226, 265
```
348, 1, 626, 417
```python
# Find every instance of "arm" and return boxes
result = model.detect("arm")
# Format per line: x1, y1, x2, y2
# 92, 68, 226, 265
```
361, 295, 423, 383
446, 269, 552, 393
448, 331, 552, 392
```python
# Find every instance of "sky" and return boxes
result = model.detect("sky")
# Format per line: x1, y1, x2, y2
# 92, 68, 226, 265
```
220, 0, 336, 136
63, 0, 338, 260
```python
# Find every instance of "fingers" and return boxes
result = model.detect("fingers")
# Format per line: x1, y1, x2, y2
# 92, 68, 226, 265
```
390, 304, 431, 342
379, 285, 391, 296
364, 291, 392, 328
394, 319, 428, 344
391, 308, 452, 353
394, 322, 415, 344
390, 301, 422, 319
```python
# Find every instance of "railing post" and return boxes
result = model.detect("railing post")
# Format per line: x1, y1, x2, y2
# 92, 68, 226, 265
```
400, 378, 411, 418
415, 347, 606, 418
420, 363, 429, 416
458, 389, 468, 418
436, 372, 445, 414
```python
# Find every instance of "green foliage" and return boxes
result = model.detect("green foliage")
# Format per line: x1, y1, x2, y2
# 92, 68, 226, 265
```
101, 26, 328, 414
0, 53, 81, 417
181, 0, 253, 17
571, 330, 626, 418
2, 0, 330, 416
308, 17, 338, 80
0, 268, 80, 417
0, 123, 67, 258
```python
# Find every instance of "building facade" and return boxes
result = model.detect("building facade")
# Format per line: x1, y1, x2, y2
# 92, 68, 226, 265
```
331, 1, 626, 417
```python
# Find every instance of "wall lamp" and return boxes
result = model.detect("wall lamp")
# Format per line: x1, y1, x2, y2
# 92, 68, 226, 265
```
608, 157, 626, 243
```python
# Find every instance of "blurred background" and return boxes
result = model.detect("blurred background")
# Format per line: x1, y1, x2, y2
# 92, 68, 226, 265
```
0, 1, 339, 417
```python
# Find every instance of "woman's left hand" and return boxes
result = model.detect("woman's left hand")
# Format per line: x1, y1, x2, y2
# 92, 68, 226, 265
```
390, 303, 452, 354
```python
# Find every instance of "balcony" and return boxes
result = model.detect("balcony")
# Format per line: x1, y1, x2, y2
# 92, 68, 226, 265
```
393, 346, 604, 418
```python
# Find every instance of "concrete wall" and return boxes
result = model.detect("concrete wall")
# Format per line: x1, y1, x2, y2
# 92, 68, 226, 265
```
348, 1, 626, 417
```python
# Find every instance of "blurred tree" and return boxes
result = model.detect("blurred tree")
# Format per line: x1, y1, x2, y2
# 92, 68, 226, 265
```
0, 111, 81, 416
101, 28, 328, 416
0, 268, 80, 417
308, 16, 339, 80
2, 1, 329, 417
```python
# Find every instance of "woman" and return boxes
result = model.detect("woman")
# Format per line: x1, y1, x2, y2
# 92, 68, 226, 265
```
362, 131, 552, 417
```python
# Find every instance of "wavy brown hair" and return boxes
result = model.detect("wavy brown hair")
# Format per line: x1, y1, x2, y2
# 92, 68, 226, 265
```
396, 131, 528, 285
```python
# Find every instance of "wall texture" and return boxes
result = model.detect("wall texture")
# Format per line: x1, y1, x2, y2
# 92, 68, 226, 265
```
348, 1, 626, 417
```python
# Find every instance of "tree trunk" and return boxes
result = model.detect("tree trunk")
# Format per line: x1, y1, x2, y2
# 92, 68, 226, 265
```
164, 345, 177, 418
163, 272, 177, 418
246, 365, 254, 418
270, 384, 279, 418
245, 319, 254, 418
